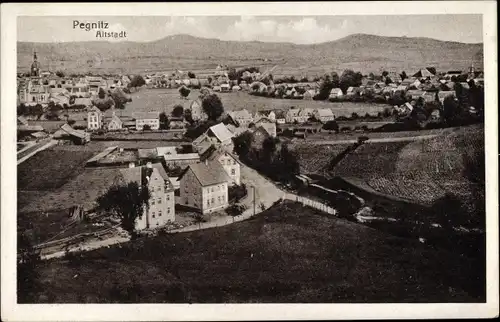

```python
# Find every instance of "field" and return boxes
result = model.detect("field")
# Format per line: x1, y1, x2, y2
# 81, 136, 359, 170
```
123, 88, 389, 117
27, 201, 483, 303
292, 124, 484, 206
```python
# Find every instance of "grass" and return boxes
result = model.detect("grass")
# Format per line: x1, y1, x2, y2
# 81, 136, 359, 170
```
18, 148, 96, 191
121, 88, 388, 117
27, 201, 484, 303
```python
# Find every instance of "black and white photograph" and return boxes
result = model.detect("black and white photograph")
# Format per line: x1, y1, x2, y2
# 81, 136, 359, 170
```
1, 2, 498, 321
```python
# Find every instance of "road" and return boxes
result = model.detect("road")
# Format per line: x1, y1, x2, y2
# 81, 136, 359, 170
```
307, 134, 439, 145
17, 138, 57, 164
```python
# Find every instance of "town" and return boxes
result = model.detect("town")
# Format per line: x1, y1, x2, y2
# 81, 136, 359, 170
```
17, 33, 486, 304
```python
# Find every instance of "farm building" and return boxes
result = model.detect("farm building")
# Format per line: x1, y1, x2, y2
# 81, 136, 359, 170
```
54, 123, 90, 145
178, 160, 230, 214
303, 89, 317, 100
313, 108, 335, 123
133, 112, 160, 131
329, 88, 344, 99
119, 163, 176, 230
163, 153, 200, 168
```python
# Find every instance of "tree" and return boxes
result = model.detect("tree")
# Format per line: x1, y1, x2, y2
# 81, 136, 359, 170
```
322, 120, 340, 132
382, 71, 389, 77
316, 72, 340, 100
110, 88, 130, 109
179, 86, 191, 99
55, 70, 65, 78
159, 112, 169, 130
184, 109, 193, 123
98, 87, 106, 99
385, 76, 393, 85
400, 71, 407, 81
129, 75, 146, 89
232, 131, 254, 157
202, 94, 224, 121
17, 232, 41, 303
368, 72, 375, 80
188, 71, 196, 78
276, 144, 300, 183
171, 105, 184, 118
96, 182, 151, 238
339, 69, 363, 93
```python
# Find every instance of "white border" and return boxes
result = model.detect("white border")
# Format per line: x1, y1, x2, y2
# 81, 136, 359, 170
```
1, 2, 498, 321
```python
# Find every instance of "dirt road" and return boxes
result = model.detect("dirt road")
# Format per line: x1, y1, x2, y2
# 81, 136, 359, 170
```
307, 134, 439, 145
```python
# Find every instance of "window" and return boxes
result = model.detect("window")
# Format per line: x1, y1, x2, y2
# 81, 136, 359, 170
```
207, 200, 210, 207
167, 194, 170, 201
152, 212, 156, 218
218, 196, 221, 203
231, 169, 235, 175
211, 198, 215, 204
158, 211, 162, 217
156, 222, 159, 226
158, 198, 162, 204
157, 186, 161, 191
211, 187, 214, 192
167, 207, 170, 214
151, 199, 155, 205
222, 195, 225, 202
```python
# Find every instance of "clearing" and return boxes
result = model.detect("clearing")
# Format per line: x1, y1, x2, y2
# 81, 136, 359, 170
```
31, 201, 484, 303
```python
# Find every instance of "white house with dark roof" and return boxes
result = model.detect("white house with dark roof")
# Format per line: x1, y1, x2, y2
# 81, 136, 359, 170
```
201, 145, 241, 185
119, 163, 175, 230
133, 112, 160, 130
178, 160, 230, 214
313, 108, 335, 123
329, 88, 344, 99
87, 106, 103, 130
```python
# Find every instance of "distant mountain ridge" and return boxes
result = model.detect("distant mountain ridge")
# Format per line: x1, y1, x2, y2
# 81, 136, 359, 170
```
17, 33, 483, 75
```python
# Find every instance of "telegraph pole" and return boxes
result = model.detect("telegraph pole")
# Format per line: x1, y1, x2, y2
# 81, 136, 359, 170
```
252, 185, 256, 217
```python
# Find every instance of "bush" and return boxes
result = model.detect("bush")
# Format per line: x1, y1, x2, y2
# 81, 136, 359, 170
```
228, 184, 248, 203
226, 204, 246, 217
323, 120, 339, 133
351, 112, 359, 120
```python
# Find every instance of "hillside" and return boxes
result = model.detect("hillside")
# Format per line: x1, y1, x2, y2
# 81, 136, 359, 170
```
25, 201, 483, 303
17, 33, 483, 75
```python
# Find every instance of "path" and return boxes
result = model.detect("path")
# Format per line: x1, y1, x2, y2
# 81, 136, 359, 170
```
308, 134, 438, 145
17, 138, 57, 165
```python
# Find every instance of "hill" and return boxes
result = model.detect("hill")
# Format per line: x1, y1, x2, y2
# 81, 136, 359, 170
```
17, 33, 483, 75
25, 201, 483, 303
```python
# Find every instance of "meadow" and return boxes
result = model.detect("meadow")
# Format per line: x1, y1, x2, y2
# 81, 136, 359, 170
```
123, 88, 388, 117
27, 201, 483, 303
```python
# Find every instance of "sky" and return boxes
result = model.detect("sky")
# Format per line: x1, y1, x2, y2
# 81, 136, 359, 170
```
17, 15, 483, 44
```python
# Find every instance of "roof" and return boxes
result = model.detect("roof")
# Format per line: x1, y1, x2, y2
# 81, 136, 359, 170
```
406, 90, 425, 97
156, 146, 178, 156
120, 163, 173, 190
208, 123, 234, 143
180, 160, 230, 186
88, 106, 102, 113
132, 112, 160, 120
229, 109, 253, 120
17, 116, 28, 125
138, 148, 158, 159
257, 123, 275, 137
315, 108, 334, 117
202, 145, 241, 165
18, 125, 44, 132
330, 88, 343, 94
60, 123, 88, 139
164, 153, 200, 161
74, 98, 92, 106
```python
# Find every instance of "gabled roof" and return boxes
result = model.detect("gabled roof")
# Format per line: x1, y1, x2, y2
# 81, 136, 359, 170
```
315, 108, 334, 117
179, 160, 230, 186
202, 146, 242, 165
329, 88, 343, 95
17, 116, 28, 126
60, 123, 88, 139
18, 125, 44, 132
208, 123, 234, 143
257, 123, 275, 137
88, 106, 102, 113
229, 109, 253, 120
120, 163, 174, 191
73, 98, 92, 106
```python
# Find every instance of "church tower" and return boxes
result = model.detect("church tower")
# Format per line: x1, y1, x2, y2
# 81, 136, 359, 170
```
30, 51, 41, 77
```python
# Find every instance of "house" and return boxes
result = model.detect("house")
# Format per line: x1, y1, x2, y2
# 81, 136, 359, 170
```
412, 68, 436, 79
178, 160, 230, 214
299, 108, 314, 121
274, 110, 286, 124
192, 123, 235, 155
437, 91, 456, 105
220, 83, 231, 92
119, 163, 175, 230
133, 112, 160, 130
213, 85, 221, 92
189, 99, 206, 121
228, 109, 253, 128
329, 88, 343, 99
422, 91, 438, 104
285, 108, 306, 124
87, 106, 103, 130
251, 126, 272, 149
313, 108, 335, 123
201, 145, 241, 185
303, 89, 317, 100
107, 112, 123, 131
254, 117, 277, 138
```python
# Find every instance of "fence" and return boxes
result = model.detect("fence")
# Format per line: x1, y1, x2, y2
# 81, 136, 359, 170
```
283, 193, 337, 215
